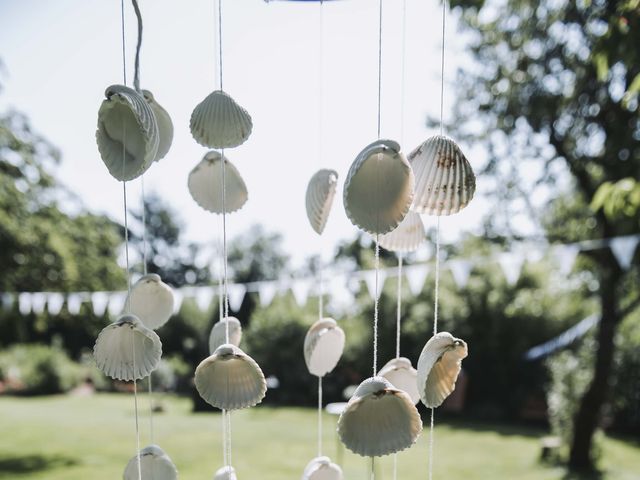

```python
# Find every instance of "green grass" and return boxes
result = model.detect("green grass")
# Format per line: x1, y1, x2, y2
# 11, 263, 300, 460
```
1, 394, 639, 479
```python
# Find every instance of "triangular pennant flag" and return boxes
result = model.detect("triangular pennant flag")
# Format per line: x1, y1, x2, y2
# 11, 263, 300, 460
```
31, 293, 47, 315
610, 235, 639, 270
525, 246, 545, 264
195, 287, 215, 312
498, 251, 525, 286
18, 292, 32, 315
91, 292, 110, 317
108, 292, 126, 317
448, 260, 472, 289
67, 293, 83, 315
227, 284, 246, 312
405, 265, 429, 296
46, 293, 65, 315
259, 281, 278, 307
363, 269, 387, 300
291, 279, 311, 307
172, 290, 184, 314
329, 275, 356, 314
1, 293, 14, 311
554, 244, 580, 275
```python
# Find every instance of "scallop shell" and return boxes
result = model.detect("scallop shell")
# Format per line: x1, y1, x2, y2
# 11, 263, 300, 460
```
123, 444, 178, 480
142, 90, 174, 162
209, 316, 242, 354
190, 90, 253, 149
93, 314, 162, 381
379, 357, 420, 404
337, 376, 422, 457
302, 456, 343, 480
305, 169, 338, 235
194, 344, 266, 410
214, 466, 237, 480
408, 135, 476, 216
416, 331, 468, 408
378, 211, 426, 253
343, 139, 414, 235
127, 274, 174, 330
188, 151, 248, 214
96, 84, 159, 181
303, 318, 345, 377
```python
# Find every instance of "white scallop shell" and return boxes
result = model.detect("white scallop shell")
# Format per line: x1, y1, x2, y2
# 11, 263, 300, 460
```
209, 316, 242, 354
127, 274, 174, 330
378, 211, 426, 253
93, 314, 162, 381
142, 90, 174, 162
214, 466, 237, 480
302, 456, 343, 480
337, 376, 422, 457
303, 318, 345, 377
188, 151, 248, 214
416, 331, 468, 408
378, 357, 420, 405
343, 139, 415, 235
409, 135, 476, 216
123, 444, 178, 480
305, 169, 338, 235
190, 90, 253, 149
194, 344, 266, 410
96, 84, 159, 181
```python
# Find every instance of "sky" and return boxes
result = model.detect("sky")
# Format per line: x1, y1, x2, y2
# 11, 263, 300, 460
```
0, 0, 491, 269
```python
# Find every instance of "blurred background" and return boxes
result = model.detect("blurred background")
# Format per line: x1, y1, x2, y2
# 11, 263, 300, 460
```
0, 0, 639, 479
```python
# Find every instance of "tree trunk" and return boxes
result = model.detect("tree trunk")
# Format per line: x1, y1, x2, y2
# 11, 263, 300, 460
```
568, 257, 620, 471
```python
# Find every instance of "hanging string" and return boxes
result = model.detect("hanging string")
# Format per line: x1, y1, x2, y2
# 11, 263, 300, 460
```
226, 410, 232, 467
395, 254, 403, 358
439, 0, 446, 136
428, 407, 435, 480
317, 376, 323, 456
373, 238, 380, 376
376, 0, 383, 139
131, 0, 143, 93
132, 335, 142, 480
141, 178, 148, 276
399, 0, 407, 144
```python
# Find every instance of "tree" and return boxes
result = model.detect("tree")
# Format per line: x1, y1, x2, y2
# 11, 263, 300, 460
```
449, 0, 639, 472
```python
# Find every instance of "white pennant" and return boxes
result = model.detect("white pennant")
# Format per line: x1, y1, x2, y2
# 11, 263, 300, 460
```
405, 265, 429, 296
31, 293, 47, 315
498, 251, 525, 286
47, 293, 65, 315
67, 293, 83, 315
291, 278, 311, 307
610, 235, 639, 270
330, 275, 357, 314
363, 269, 387, 300
91, 292, 110, 317
108, 292, 126, 316
227, 284, 247, 312
554, 244, 580, 275
18, 292, 32, 315
195, 287, 215, 311
172, 290, 184, 314
448, 260, 472, 289
259, 281, 278, 307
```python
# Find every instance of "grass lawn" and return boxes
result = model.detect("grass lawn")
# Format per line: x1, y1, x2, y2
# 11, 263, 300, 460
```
0, 393, 638, 479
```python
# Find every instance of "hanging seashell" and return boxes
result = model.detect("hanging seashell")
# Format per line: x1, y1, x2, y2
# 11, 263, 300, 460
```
303, 318, 345, 377
408, 135, 476, 216
194, 344, 266, 410
142, 90, 174, 162
96, 84, 159, 181
337, 376, 422, 457
190, 90, 253, 149
343, 139, 414, 235
416, 331, 468, 408
94, 314, 162, 381
214, 465, 238, 480
302, 456, 343, 480
123, 444, 178, 480
127, 274, 174, 330
378, 211, 426, 253
378, 357, 420, 405
188, 151, 248, 214
305, 169, 339, 235
209, 316, 242, 354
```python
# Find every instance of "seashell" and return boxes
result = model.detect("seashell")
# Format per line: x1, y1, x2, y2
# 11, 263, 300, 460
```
302, 456, 343, 480
142, 90, 174, 162
94, 314, 162, 381
127, 274, 174, 330
188, 151, 248, 214
378, 211, 426, 253
96, 84, 159, 181
214, 466, 237, 480
209, 316, 242, 354
343, 139, 414, 235
305, 169, 339, 235
337, 376, 422, 457
123, 444, 178, 480
416, 331, 468, 408
408, 135, 476, 216
303, 318, 345, 377
194, 344, 266, 410
190, 90, 253, 149
378, 357, 420, 404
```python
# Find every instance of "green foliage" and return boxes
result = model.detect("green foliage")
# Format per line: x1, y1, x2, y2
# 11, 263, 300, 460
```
611, 310, 640, 433
591, 178, 640, 223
